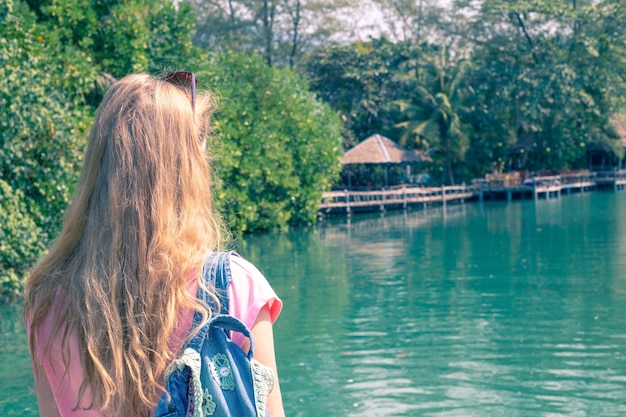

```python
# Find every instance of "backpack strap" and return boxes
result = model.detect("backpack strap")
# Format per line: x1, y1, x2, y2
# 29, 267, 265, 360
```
186, 251, 255, 355
199, 251, 233, 315
184, 252, 230, 353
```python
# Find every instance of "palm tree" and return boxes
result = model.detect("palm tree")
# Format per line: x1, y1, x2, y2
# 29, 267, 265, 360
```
395, 45, 469, 185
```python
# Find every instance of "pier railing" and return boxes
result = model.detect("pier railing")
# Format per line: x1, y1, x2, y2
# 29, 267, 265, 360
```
320, 170, 626, 215
595, 170, 626, 190
319, 170, 626, 214
473, 172, 596, 200
319, 185, 475, 214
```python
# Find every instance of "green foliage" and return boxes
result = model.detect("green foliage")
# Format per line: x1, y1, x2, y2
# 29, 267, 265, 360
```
24, 0, 199, 78
303, 39, 419, 147
93, 0, 199, 77
202, 53, 342, 232
1, 0, 95, 224
0, 0, 97, 299
394, 44, 472, 185
457, 0, 626, 173
0, 181, 46, 302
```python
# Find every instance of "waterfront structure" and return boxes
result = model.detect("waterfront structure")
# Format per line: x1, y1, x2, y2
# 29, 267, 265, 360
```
325, 128, 626, 216
340, 134, 430, 188
319, 170, 626, 216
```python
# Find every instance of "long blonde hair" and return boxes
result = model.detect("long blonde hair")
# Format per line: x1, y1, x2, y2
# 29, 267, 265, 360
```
24, 73, 223, 416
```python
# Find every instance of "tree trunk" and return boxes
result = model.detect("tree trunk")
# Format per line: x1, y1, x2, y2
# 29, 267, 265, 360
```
262, 0, 275, 66
288, 0, 301, 69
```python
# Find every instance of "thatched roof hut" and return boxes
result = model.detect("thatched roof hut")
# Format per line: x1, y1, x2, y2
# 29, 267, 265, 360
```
340, 134, 430, 188
341, 134, 428, 165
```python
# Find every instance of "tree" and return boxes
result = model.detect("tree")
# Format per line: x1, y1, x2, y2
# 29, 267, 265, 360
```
371, 0, 448, 42
201, 52, 343, 232
191, 0, 352, 68
0, 0, 96, 300
454, 0, 626, 172
93, 0, 200, 77
394, 44, 470, 185
23, 0, 200, 80
303, 39, 420, 147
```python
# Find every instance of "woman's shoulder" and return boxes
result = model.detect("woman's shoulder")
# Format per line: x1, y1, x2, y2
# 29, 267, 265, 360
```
229, 252, 265, 280
226, 251, 282, 326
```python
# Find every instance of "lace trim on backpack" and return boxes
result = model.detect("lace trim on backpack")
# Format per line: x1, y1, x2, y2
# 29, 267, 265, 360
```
165, 348, 204, 417
251, 359, 275, 416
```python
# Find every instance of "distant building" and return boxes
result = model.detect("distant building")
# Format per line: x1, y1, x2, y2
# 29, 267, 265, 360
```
339, 134, 431, 189
586, 115, 626, 171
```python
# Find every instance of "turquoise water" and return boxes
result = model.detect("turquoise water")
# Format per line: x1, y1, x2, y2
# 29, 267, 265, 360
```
0, 302, 36, 416
4, 192, 626, 416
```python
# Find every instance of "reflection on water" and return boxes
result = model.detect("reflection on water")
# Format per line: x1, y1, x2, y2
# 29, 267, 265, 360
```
3, 193, 626, 416
244, 192, 626, 417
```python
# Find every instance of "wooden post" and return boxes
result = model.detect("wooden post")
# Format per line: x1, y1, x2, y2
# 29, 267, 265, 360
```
441, 185, 446, 208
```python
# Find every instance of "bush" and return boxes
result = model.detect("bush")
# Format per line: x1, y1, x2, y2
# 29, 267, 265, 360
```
202, 53, 343, 232
0, 0, 95, 300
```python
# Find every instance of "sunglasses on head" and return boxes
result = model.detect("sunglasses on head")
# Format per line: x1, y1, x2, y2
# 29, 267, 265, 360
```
162, 71, 197, 114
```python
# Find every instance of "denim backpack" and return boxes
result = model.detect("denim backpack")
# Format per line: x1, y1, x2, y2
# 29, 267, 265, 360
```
154, 251, 274, 417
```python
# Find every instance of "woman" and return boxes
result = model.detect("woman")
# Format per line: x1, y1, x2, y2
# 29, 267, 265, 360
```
23, 73, 285, 417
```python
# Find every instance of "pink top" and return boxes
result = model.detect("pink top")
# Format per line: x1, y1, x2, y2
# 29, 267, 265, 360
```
33, 254, 282, 416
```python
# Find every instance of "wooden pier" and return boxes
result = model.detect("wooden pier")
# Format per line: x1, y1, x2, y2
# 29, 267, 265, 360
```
319, 185, 474, 215
594, 170, 626, 191
474, 172, 597, 201
319, 170, 626, 216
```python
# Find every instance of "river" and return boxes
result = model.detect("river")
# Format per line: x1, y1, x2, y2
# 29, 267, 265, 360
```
3, 191, 626, 416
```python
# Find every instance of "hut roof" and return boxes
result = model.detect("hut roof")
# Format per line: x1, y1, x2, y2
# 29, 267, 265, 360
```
341, 134, 428, 165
